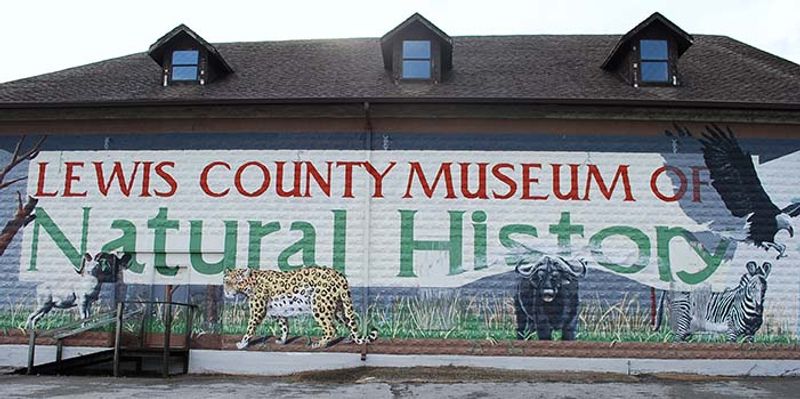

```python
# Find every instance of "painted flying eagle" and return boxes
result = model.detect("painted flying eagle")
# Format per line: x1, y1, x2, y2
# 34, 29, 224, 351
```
679, 124, 800, 258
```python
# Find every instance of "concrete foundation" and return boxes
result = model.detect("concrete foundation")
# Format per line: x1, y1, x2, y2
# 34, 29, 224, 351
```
3, 345, 800, 377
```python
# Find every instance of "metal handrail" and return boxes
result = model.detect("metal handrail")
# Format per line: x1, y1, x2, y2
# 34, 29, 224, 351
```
122, 301, 197, 378
122, 301, 196, 348
27, 305, 143, 375
118, 300, 197, 377
51, 307, 143, 340
121, 300, 195, 307
36, 310, 117, 339
26, 300, 197, 377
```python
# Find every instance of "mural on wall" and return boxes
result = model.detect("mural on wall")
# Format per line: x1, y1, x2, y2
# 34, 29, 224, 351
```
513, 255, 587, 340
0, 125, 797, 348
26, 252, 132, 328
223, 267, 378, 349
0, 135, 45, 257
685, 124, 800, 258
654, 260, 771, 342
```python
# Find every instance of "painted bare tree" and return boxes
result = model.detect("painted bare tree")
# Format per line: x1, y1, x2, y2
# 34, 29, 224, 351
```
0, 135, 46, 257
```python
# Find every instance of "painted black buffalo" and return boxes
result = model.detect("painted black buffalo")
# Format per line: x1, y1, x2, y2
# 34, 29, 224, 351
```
514, 254, 587, 340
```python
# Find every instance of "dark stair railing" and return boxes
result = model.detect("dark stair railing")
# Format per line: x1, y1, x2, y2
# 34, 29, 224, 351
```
25, 301, 196, 378
122, 301, 196, 377
26, 303, 141, 375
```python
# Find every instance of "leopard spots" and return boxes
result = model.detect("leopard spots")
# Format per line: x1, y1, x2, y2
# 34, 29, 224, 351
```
267, 290, 313, 317
223, 266, 378, 350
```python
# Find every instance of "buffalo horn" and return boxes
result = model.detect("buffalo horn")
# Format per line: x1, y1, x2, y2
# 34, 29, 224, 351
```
514, 258, 538, 277
555, 256, 587, 278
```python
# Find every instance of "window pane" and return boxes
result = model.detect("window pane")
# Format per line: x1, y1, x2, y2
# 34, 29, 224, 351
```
403, 41, 431, 59
641, 61, 669, 82
640, 40, 667, 60
172, 50, 199, 65
172, 66, 198, 81
402, 60, 431, 79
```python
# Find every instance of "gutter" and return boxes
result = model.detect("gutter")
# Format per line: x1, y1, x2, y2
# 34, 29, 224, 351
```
1, 97, 800, 112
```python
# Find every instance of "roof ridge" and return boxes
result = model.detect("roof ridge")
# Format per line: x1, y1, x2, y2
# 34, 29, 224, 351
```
204, 33, 745, 47
704, 35, 800, 73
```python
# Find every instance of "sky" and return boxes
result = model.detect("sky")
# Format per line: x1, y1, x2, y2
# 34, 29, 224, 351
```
0, 0, 798, 83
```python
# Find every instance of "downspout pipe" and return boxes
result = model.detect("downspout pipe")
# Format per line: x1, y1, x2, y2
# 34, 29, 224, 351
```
361, 101, 372, 361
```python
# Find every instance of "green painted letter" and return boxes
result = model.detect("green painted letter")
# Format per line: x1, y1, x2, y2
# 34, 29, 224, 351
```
277, 222, 316, 271
656, 226, 731, 284
247, 221, 280, 269
190, 220, 238, 275
147, 207, 179, 276
101, 219, 145, 273
499, 224, 539, 266
28, 207, 90, 272
332, 210, 347, 274
548, 212, 584, 256
398, 210, 464, 277
589, 226, 650, 274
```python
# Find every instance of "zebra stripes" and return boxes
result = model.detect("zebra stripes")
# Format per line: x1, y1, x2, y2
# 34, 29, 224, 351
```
654, 261, 771, 342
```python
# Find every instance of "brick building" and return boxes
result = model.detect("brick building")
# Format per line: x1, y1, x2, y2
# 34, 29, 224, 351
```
1, 13, 799, 375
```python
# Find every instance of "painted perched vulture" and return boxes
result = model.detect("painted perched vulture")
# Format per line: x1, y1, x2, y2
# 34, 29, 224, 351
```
675, 124, 800, 258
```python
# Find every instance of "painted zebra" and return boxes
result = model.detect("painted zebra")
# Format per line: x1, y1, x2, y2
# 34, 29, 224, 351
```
653, 261, 771, 342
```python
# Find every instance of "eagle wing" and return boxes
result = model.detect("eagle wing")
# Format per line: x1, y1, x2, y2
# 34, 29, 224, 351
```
781, 202, 800, 217
698, 124, 780, 219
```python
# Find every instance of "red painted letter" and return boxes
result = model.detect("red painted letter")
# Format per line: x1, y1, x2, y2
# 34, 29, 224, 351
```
154, 162, 178, 197
63, 162, 87, 197
200, 161, 231, 197
650, 165, 687, 202
35, 162, 58, 197
491, 163, 516, 199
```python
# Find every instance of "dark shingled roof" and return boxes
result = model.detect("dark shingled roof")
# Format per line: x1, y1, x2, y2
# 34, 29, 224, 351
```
1, 34, 799, 108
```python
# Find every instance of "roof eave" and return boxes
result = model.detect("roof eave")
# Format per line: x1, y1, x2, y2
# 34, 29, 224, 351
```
1, 97, 799, 112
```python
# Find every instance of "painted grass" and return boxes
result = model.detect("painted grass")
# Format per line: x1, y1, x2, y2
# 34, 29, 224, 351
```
0, 299, 84, 334
0, 302, 194, 336
2, 292, 796, 345
219, 292, 798, 344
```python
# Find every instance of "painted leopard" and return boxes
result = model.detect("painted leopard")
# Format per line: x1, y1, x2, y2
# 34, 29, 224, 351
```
223, 266, 378, 349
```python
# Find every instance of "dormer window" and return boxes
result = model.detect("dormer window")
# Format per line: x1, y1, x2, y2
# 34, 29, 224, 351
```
640, 40, 669, 83
148, 24, 233, 87
601, 13, 693, 88
171, 50, 200, 81
402, 40, 432, 79
381, 13, 453, 84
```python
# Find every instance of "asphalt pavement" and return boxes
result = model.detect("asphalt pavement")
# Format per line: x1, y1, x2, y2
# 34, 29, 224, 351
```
1, 367, 798, 398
